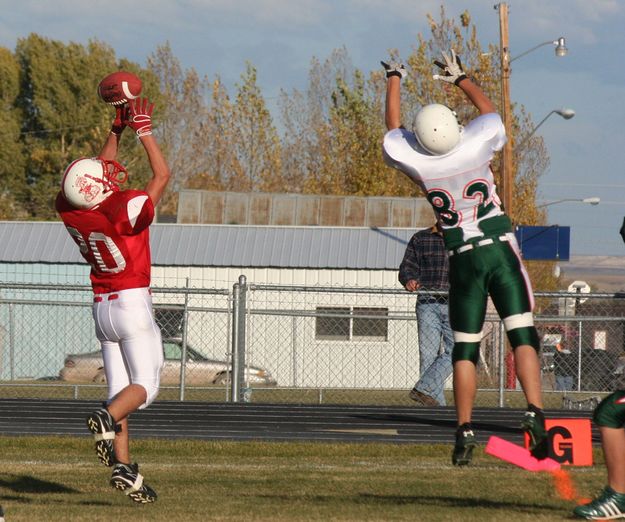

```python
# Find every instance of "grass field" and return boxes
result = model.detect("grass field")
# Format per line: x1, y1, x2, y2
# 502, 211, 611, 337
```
0, 435, 607, 521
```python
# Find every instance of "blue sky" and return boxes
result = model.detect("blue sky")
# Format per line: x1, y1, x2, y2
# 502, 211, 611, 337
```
1, 0, 623, 257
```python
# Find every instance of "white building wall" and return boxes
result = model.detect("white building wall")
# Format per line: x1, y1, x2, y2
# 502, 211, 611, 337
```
150, 266, 403, 290
150, 266, 420, 389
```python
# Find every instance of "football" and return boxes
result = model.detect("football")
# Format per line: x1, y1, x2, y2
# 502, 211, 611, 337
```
97, 71, 142, 106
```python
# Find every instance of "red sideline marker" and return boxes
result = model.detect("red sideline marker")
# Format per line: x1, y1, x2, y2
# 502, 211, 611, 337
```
485, 435, 560, 472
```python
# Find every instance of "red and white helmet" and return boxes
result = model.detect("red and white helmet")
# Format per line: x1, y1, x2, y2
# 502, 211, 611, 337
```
414, 104, 462, 155
61, 157, 128, 209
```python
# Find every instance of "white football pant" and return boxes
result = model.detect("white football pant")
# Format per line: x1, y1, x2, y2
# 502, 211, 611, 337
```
92, 287, 163, 408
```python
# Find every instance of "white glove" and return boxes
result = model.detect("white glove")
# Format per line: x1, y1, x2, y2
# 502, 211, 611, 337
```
381, 61, 407, 79
433, 49, 467, 86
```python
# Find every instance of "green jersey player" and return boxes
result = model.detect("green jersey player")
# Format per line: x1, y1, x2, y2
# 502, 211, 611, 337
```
382, 50, 547, 466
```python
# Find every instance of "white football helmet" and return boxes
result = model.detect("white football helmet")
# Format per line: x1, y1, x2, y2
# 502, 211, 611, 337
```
414, 104, 462, 155
61, 157, 128, 209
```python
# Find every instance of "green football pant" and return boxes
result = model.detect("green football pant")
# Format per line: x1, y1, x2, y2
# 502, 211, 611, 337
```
594, 390, 625, 428
447, 234, 540, 364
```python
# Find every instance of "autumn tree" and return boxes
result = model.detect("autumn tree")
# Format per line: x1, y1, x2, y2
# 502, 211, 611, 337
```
147, 42, 213, 216
13, 34, 149, 219
195, 77, 236, 191
0, 47, 28, 219
229, 63, 282, 192
280, 48, 415, 197
279, 49, 349, 194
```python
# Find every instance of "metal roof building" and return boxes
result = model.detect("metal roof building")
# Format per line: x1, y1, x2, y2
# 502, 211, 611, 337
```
0, 221, 417, 270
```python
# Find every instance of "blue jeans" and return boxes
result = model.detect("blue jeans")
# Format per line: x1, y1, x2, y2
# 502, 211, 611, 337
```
414, 301, 454, 405
555, 375, 574, 391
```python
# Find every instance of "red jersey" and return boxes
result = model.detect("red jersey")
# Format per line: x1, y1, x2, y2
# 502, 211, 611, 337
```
56, 189, 155, 294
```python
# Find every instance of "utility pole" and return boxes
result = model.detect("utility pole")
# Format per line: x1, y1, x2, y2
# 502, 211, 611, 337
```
497, 3, 514, 220
497, 3, 516, 390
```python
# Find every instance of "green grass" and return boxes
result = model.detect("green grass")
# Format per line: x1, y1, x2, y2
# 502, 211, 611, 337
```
0, 435, 608, 521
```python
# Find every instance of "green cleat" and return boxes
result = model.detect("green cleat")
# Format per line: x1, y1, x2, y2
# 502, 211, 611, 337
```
452, 424, 477, 466
521, 407, 549, 460
573, 486, 625, 519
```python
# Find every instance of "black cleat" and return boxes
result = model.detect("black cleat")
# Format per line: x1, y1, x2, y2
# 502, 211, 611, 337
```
521, 406, 549, 460
86, 408, 116, 466
110, 462, 157, 504
452, 424, 477, 466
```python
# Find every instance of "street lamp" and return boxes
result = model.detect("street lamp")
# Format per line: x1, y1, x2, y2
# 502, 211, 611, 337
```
514, 108, 575, 151
510, 37, 568, 63
538, 197, 600, 208
496, 2, 568, 220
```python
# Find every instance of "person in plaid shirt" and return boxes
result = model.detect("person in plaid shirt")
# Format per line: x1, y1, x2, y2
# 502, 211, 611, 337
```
399, 223, 453, 407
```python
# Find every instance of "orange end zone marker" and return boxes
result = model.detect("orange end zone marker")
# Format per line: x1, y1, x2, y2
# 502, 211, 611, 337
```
485, 435, 561, 472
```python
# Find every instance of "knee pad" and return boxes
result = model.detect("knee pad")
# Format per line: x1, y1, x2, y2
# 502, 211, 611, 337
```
507, 326, 540, 352
452, 342, 480, 364
593, 391, 625, 429
502, 313, 540, 352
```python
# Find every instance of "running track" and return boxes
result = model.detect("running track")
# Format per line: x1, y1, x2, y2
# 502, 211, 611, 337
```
0, 399, 598, 445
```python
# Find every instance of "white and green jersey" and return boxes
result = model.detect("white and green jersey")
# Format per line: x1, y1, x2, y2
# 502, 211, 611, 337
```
383, 113, 507, 247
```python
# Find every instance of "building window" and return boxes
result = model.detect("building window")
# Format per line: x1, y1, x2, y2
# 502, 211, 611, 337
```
315, 306, 388, 341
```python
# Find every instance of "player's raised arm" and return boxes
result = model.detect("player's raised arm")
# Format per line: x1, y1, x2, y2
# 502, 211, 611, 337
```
382, 61, 406, 130
125, 97, 171, 206
99, 106, 128, 161
433, 49, 496, 115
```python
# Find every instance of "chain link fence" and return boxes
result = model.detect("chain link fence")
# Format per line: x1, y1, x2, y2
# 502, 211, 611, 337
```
0, 279, 623, 409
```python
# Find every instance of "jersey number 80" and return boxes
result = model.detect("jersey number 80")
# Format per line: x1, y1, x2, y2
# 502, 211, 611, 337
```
66, 226, 126, 274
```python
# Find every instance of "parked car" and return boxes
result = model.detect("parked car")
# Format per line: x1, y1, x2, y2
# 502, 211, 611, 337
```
59, 337, 276, 386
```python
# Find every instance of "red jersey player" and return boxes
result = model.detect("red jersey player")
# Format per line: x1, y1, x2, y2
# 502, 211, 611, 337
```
56, 97, 170, 503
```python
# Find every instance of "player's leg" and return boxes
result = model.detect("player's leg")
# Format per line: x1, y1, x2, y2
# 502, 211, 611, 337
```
574, 392, 625, 519
602, 426, 625, 493
453, 361, 477, 424
106, 387, 148, 425
108, 288, 163, 415
106, 388, 146, 465
514, 345, 543, 408
594, 392, 625, 492
448, 252, 488, 422
85, 337, 130, 466
448, 252, 489, 465
106, 288, 163, 503
488, 236, 547, 458
88, 299, 126, 466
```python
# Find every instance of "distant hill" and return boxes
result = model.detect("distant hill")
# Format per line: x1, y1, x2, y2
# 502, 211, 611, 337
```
559, 256, 625, 293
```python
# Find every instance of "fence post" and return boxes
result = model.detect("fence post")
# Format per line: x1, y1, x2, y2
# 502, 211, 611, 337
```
9, 303, 14, 381
576, 319, 583, 392
498, 320, 506, 407
292, 316, 297, 387
178, 278, 190, 401
231, 275, 247, 403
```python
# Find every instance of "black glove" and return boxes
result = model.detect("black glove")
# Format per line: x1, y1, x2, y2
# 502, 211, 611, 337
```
381, 61, 407, 79
433, 49, 467, 86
